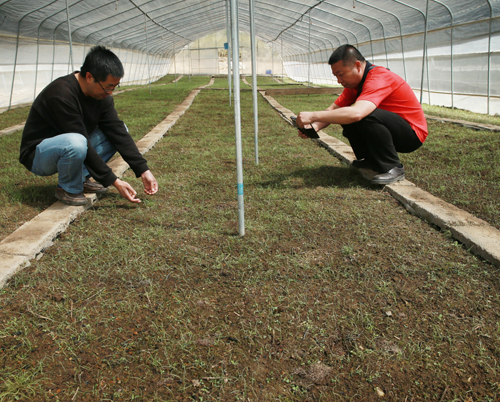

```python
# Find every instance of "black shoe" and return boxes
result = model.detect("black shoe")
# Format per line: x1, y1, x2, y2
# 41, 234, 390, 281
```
351, 158, 373, 169
55, 187, 89, 206
83, 178, 108, 194
371, 166, 405, 185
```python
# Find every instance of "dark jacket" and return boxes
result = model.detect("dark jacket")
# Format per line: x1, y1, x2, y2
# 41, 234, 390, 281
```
20, 73, 148, 187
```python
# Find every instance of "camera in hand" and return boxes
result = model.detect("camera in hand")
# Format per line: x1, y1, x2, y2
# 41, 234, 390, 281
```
291, 116, 319, 139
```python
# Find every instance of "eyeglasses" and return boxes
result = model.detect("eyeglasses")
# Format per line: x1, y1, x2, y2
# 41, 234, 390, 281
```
93, 75, 120, 93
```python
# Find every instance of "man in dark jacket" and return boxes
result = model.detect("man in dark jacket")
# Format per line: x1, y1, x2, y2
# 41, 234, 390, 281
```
20, 45, 158, 206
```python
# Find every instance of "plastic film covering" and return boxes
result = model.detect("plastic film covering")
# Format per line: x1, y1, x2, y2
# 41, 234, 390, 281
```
0, 0, 499, 113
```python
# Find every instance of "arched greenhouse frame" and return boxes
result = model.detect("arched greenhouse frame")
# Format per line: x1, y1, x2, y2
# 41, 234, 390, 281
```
0, 0, 499, 114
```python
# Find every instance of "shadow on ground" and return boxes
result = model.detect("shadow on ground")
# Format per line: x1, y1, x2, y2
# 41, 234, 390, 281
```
256, 165, 379, 190
11, 184, 56, 208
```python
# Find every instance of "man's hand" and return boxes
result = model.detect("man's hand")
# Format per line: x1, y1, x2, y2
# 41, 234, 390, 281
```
113, 178, 141, 203
296, 112, 315, 127
297, 130, 309, 139
296, 112, 317, 139
141, 170, 158, 195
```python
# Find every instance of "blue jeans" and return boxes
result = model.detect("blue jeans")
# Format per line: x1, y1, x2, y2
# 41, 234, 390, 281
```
31, 127, 117, 194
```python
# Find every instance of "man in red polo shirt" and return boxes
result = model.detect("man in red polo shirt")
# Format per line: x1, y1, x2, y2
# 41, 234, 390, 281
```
296, 44, 428, 185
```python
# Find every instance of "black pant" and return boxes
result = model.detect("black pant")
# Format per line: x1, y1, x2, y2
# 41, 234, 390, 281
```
342, 108, 422, 173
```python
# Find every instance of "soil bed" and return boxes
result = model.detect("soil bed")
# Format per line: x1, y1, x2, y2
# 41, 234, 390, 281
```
1, 83, 499, 401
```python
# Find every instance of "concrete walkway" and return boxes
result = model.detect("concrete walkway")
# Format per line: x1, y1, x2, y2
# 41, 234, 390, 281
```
0, 77, 214, 289
0, 122, 25, 137
256, 86, 500, 268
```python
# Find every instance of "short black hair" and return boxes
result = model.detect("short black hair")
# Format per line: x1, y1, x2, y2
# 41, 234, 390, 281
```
328, 44, 365, 66
80, 45, 124, 82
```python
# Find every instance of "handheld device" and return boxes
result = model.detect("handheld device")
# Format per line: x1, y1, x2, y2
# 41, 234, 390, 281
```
290, 116, 319, 139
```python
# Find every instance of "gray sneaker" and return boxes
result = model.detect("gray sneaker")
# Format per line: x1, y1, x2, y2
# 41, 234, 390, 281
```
371, 166, 405, 185
55, 187, 89, 206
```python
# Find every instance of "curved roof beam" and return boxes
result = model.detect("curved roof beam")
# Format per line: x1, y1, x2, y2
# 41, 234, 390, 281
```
354, 0, 407, 79
243, 1, 353, 47
278, 24, 345, 58
326, 2, 391, 66
73, 1, 191, 52
314, 3, 374, 60
272, 0, 325, 42
65, 1, 136, 40
8, 0, 60, 109
128, 0, 191, 41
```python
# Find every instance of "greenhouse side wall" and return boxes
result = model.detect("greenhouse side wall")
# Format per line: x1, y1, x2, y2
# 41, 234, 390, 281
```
0, 36, 170, 110
283, 20, 500, 115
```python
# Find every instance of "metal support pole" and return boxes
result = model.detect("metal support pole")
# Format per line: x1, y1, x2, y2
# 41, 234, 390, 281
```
419, 0, 430, 105
145, 16, 151, 94
486, 0, 492, 114
256, 41, 258, 78
249, 0, 259, 165
65, 0, 74, 73
34, 36, 41, 101
226, 0, 232, 105
230, 0, 245, 236
272, 42, 274, 81
308, 11, 311, 87
173, 40, 177, 87
281, 36, 284, 83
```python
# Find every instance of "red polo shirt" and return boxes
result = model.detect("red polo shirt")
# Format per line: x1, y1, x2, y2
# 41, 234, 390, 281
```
335, 67, 428, 143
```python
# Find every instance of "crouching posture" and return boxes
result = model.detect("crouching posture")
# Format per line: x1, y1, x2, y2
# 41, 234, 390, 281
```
296, 44, 428, 185
19, 45, 158, 206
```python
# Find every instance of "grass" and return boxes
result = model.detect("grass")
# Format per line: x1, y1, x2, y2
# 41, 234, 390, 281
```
272, 93, 500, 230
0, 81, 499, 401
1, 78, 498, 232
0, 75, 210, 242
424, 104, 500, 126
0, 107, 30, 131
0, 74, 180, 131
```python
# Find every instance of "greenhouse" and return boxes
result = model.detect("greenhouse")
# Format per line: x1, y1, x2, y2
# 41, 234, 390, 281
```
1, 0, 499, 114
1, 1, 500, 401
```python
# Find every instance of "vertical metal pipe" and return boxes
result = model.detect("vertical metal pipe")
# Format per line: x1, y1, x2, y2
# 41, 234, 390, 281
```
215, 30, 218, 76
249, 0, 259, 165
145, 17, 151, 94
271, 42, 274, 81
122, 44, 129, 80
133, 47, 143, 83
486, 0, 492, 115
419, 0, 430, 104
51, 36, 56, 83
65, 0, 74, 73
173, 40, 177, 87
8, 24, 23, 110
230, 0, 245, 236
308, 11, 311, 87
400, 23, 407, 82
450, 24, 454, 109
128, 47, 135, 84
433, 1, 454, 109
281, 36, 284, 83
426, 45, 430, 104
256, 41, 258, 79
34, 37, 41, 101
226, 0, 232, 105
10, 3, 56, 109
183, 45, 186, 76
